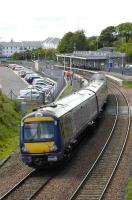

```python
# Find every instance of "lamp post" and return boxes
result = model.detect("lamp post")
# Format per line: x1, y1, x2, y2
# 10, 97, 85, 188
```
121, 32, 124, 75
96, 36, 99, 50
64, 56, 66, 71
32, 53, 35, 61
38, 53, 40, 61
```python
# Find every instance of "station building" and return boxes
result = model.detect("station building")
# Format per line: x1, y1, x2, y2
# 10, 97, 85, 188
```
56, 47, 126, 71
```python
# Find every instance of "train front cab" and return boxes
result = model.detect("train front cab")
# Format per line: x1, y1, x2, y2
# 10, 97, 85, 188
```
20, 115, 62, 168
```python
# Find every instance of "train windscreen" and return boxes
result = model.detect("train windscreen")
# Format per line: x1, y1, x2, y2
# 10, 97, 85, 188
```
23, 121, 55, 142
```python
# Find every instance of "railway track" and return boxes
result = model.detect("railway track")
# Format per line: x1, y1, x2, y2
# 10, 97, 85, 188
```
69, 82, 131, 200
0, 156, 11, 169
0, 169, 53, 200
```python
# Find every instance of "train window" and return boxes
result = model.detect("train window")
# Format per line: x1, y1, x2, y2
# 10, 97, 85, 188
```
23, 121, 55, 141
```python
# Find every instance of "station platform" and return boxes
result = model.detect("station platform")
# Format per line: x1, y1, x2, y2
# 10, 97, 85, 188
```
103, 72, 132, 87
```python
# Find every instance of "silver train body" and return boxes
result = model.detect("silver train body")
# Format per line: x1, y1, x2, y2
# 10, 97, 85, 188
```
20, 73, 108, 168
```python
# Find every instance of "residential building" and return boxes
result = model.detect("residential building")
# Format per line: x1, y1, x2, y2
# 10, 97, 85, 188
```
0, 40, 42, 57
42, 37, 60, 49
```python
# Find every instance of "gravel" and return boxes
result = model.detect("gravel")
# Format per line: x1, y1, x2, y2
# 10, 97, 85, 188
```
0, 68, 131, 200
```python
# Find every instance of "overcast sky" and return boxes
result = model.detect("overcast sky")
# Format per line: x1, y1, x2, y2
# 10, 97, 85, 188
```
0, 0, 131, 42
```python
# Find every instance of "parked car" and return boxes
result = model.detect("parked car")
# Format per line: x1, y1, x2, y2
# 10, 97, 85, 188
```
18, 69, 28, 77
29, 75, 41, 84
24, 72, 33, 80
25, 74, 40, 84
17, 89, 44, 101
34, 81, 53, 89
32, 78, 46, 85
15, 65, 25, 71
125, 64, 132, 69
19, 85, 49, 95
8, 64, 17, 70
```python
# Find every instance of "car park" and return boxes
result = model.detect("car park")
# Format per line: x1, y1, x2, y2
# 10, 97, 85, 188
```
17, 89, 44, 100
34, 81, 53, 88
125, 64, 132, 69
14, 65, 25, 71
18, 69, 28, 77
26, 74, 41, 84
19, 85, 50, 95
8, 64, 17, 70
32, 78, 46, 85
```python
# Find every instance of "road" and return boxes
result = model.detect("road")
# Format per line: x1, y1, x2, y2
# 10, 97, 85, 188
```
0, 66, 28, 98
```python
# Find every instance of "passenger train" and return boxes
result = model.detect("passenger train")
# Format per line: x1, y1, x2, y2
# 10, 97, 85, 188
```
20, 73, 108, 168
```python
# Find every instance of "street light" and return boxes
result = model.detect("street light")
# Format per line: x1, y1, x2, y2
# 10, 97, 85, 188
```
64, 57, 66, 71
32, 53, 35, 61
96, 36, 99, 50
38, 53, 40, 61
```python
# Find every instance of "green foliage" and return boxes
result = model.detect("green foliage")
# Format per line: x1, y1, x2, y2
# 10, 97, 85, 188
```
86, 36, 97, 50
127, 178, 132, 200
57, 30, 87, 53
57, 32, 74, 53
0, 92, 21, 159
99, 26, 117, 47
59, 83, 74, 99
117, 22, 132, 42
12, 48, 57, 61
11, 22, 132, 61
123, 81, 132, 88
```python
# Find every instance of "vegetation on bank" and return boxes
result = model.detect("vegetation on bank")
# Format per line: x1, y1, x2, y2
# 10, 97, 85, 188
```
59, 82, 74, 99
127, 179, 132, 200
0, 91, 21, 159
123, 80, 132, 88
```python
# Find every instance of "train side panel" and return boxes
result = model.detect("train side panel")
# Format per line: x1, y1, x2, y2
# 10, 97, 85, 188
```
96, 82, 108, 112
60, 94, 98, 151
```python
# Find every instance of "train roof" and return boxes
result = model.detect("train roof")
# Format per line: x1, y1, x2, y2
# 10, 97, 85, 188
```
23, 77, 106, 120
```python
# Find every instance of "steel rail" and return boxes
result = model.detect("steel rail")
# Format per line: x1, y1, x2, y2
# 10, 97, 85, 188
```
0, 169, 36, 200
0, 156, 11, 169
69, 83, 131, 200
69, 88, 119, 200
98, 82, 131, 200
28, 176, 53, 200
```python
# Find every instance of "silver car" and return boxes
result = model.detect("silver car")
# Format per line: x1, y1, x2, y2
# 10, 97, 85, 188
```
17, 89, 44, 100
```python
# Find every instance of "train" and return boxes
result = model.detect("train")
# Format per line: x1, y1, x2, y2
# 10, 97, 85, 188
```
20, 73, 108, 168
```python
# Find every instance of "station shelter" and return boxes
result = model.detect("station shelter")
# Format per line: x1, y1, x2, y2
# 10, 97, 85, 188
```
56, 48, 126, 71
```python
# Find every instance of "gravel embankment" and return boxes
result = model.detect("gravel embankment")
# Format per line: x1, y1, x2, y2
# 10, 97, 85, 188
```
0, 67, 131, 200
0, 150, 32, 197
102, 87, 132, 200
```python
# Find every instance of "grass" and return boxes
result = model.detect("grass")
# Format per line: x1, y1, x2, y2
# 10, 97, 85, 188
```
0, 91, 21, 159
127, 179, 132, 200
59, 83, 74, 99
123, 81, 132, 88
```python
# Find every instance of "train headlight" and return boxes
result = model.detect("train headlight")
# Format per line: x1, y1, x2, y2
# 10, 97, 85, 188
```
21, 146, 29, 153
49, 144, 58, 152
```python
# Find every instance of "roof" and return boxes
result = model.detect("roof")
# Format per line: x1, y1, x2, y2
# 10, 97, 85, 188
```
0, 41, 42, 48
57, 50, 125, 60
24, 77, 106, 121
42, 37, 60, 48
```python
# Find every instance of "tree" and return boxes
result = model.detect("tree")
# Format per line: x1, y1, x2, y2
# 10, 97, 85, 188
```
57, 30, 87, 53
57, 32, 74, 53
99, 26, 117, 47
70, 30, 87, 51
116, 22, 132, 43
86, 36, 98, 50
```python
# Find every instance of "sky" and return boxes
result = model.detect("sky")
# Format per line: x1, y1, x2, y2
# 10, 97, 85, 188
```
0, 0, 132, 42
